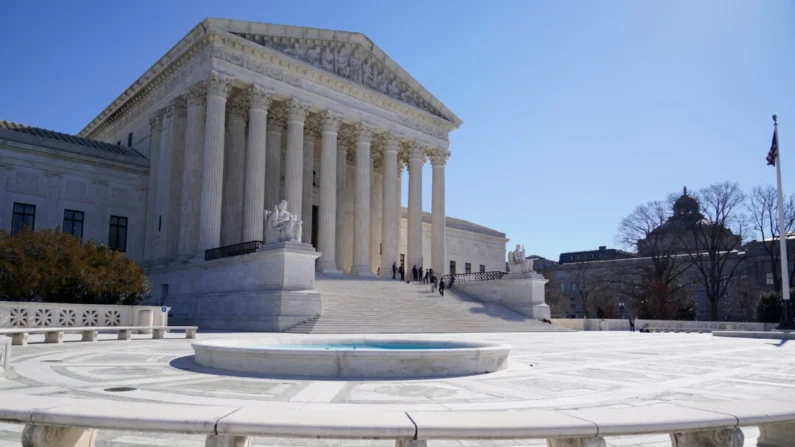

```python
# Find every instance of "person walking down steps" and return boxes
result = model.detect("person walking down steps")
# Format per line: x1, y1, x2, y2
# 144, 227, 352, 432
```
439, 278, 445, 296
431, 274, 437, 293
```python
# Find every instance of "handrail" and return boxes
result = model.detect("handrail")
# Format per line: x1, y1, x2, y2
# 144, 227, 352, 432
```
204, 240, 263, 261
440, 271, 507, 287
0, 394, 793, 445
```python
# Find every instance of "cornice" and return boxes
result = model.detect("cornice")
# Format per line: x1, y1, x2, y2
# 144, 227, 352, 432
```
0, 139, 149, 175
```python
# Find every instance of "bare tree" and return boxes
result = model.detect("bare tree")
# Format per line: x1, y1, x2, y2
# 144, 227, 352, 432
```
543, 270, 568, 318
746, 184, 795, 290
613, 199, 690, 318
679, 182, 747, 321
569, 261, 606, 318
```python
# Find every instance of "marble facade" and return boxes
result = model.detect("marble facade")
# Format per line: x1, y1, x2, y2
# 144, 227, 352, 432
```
80, 19, 460, 279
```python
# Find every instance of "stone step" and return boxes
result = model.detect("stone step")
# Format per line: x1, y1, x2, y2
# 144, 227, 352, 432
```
286, 277, 569, 334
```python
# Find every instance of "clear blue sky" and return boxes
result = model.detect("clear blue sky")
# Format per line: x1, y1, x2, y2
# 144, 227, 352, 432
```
1, 1, 793, 260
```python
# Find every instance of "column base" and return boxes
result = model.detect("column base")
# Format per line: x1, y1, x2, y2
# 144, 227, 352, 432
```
350, 264, 376, 277
316, 260, 343, 275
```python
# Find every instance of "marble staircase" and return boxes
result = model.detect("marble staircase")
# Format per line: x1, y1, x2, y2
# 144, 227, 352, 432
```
286, 275, 571, 334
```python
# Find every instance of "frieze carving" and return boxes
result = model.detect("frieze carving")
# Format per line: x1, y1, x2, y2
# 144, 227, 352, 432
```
248, 85, 273, 110
232, 33, 446, 120
320, 110, 343, 133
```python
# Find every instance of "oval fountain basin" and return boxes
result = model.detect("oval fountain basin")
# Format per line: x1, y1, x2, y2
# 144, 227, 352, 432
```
191, 338, 512, 378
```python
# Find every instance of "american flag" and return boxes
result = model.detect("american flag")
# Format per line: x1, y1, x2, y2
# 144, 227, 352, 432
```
767, 127, 779, 166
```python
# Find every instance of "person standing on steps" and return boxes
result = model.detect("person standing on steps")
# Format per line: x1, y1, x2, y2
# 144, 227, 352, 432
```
412, 265, 418, 282
438, 278, 445, 296
399, 264, 405, 282
392, 262, 397, 280
419, 266, 424, 283
431, 274, 437, 293
629, 317, 635, 333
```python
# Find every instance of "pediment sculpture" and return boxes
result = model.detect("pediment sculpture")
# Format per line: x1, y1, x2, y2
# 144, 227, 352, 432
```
508, 244, 535, 274
264, 200, 303, 243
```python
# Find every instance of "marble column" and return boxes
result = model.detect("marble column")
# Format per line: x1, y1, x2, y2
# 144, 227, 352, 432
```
165, 96, 187, 260
144, 109, 164, 261
351, 122, 375, 276
264, 104, 286, 216
242, 86, 272, 243
334, 132, 350, 272
302, 118, 318, 245
343, 153, 355, 272
430, 149, 449, 276
370, 149, 383, 274
380, 132, 400, 277
197, 72, 231, 252
396, 159, 405, 266
407, 142, 425, 274
318, 110, 342, 273
285, 99, 310, 217
153, 105, 174, 260
220, 95, 248, 246
178, 82, 206, 259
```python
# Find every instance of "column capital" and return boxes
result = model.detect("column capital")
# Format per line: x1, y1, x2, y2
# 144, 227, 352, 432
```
353, 122, 376, 143
372, 150, 384, 170
346, 147, 356, 165
187, 82, 207, 106
304, 115, 321, 138
321, 110, 343, 133
406, 141, 428, 162
428, 148, 450, 167
267, 103, 288, 131
228, 95, 249, 120
205, 71, 232, 98
172, 95, 188, 118
149, 109, 164, 133
248, 85, 274, 111
383, 131, 402, 152
287, 98, 311, 122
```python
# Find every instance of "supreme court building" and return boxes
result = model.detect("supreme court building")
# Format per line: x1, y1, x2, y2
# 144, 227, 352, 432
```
1, 19, 508, 301
78, 18, 497, 277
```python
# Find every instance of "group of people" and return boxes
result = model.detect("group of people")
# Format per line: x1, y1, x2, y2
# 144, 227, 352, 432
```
391, 262, 446, 296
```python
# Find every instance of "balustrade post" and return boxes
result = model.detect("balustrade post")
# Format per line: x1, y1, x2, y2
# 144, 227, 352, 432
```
547, 437, 606, 447
22, 425, 97, 447
205, 435, 251, 447
669, 427, 743, 446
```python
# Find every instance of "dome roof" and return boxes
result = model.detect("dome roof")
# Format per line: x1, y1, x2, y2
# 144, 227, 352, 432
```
673, 186, 699, 217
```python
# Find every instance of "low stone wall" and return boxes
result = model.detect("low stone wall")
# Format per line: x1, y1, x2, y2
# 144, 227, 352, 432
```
551, 318, 779, 332
0, 335, 9, 375
0, 302, 166, 329
452, 273, 550, 319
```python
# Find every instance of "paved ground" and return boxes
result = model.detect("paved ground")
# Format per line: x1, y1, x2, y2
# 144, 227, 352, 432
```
2, 331, 794, 446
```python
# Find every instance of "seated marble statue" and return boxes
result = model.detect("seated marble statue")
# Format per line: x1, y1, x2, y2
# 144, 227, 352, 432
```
508, 244, 535, 274
264, 200, 303, 243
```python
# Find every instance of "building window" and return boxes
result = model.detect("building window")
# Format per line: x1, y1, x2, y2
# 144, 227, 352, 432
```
766, 272, 774, 286
108, 216, 128, 252
479, 264, 486, 273
450, 260, 456, 275
465, 263, 472, 274
570, 303, 576, 310
570, 282, 577, 292
11, 202, 36, 235
560, 282, 565, 292
127, 132, 133, 147
62, 210, 84, 240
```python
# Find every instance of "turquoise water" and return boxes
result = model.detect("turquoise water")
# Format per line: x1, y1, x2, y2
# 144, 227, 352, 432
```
261, 343, 456, 351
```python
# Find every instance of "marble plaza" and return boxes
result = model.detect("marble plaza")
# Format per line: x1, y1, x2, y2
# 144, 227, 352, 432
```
2, 331, 794, 446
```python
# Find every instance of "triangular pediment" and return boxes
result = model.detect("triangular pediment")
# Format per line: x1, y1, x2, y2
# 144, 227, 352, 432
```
205, 19, 460, 126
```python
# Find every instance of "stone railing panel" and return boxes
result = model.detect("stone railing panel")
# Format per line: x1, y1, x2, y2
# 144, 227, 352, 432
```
0, 302, 166, 329
551, 318, 778, 332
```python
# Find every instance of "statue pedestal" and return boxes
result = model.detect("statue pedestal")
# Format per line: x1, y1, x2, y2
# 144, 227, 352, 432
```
454, 272, 550, 320
146, 242, 322, 331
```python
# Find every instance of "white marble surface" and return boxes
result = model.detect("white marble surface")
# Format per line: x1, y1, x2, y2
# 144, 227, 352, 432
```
0, 331, 792, 446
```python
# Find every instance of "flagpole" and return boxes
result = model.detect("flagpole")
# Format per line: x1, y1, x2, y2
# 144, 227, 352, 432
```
774, 114, 795, 330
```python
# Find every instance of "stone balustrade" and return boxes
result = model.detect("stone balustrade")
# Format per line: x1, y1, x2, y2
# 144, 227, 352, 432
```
552, 318, 779, 332
0, 394, 793, 446
0, 326, 196, 346
0, 302, 166, 329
